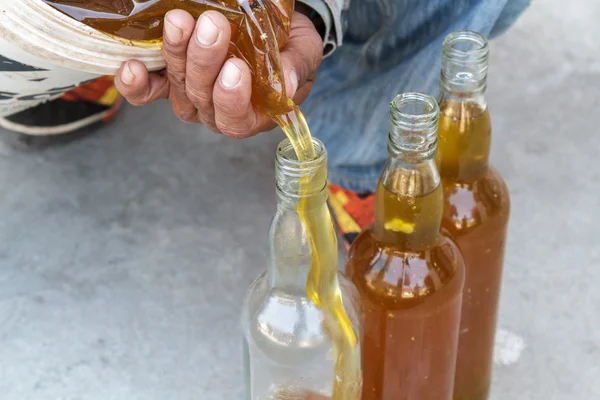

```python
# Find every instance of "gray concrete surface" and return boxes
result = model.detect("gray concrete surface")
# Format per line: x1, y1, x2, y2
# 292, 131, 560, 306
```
1, 0, 599, 399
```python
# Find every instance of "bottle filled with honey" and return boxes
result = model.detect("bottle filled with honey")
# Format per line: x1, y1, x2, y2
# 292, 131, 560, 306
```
345, 93, 465, 400
241, 138, 362, 400
437, 31, 511, 400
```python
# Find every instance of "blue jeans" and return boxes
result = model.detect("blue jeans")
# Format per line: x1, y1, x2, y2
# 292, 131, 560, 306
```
306, 0, 531, 192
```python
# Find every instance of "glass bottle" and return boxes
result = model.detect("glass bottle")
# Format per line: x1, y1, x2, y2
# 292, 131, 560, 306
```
345, 93, 465, 400
241, 138, 363, 400
437, 31, 511, 400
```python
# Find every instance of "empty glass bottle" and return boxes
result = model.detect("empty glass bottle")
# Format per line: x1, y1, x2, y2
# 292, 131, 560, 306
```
437, 31, 511, 400
241, 138, 363, 400
345, 93, 465, 400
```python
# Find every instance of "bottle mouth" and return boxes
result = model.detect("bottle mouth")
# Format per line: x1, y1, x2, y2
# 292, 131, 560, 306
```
276, 138, 327, 178
275, 138, 328, 200
389, 92, 439, 160
390, 92, 439, 131
442, 30, 489, 66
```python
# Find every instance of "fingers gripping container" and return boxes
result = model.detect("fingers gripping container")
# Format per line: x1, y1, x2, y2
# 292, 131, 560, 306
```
0, 0, 165, 117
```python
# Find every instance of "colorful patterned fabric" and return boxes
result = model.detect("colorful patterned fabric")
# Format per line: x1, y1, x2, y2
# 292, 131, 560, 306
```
328, 183, 374, 248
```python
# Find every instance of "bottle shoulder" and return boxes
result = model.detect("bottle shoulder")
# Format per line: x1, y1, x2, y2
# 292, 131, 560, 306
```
488, 166, 511, 199
345, 229, 465, 309
442, 166, 510, 235
241, 271, 360, 316
241, 271, 362, 364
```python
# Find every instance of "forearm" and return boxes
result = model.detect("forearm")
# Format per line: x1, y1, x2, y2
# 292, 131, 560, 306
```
297, 0, 348, 56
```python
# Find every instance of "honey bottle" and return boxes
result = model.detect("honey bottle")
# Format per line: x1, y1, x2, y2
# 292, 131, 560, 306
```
345, 93, 465, 400
437, 31, 511, 400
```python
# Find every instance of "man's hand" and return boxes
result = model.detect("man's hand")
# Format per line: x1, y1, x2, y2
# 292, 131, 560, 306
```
115, 10, 323, 138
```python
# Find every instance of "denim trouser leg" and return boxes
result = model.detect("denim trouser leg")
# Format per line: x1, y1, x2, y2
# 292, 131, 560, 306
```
306, 0, 532, 192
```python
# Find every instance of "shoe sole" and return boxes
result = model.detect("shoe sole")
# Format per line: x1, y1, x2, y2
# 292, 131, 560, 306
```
0, 107, 116, 136
0, 94, 122, 136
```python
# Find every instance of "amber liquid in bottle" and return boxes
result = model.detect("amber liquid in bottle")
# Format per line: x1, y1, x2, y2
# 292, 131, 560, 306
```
438, 103, 510, 400
346, 93, 465, 400
438, 32, 511, 400
42, 1, 361, 398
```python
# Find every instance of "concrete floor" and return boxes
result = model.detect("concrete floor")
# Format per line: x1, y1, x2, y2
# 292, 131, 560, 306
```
0, 0, 599, 399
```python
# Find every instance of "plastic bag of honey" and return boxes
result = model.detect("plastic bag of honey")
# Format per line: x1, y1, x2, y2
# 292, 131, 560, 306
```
43, 0, 296, 116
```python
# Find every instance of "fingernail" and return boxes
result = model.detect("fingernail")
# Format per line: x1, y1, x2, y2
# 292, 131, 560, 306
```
221, 61, 242, 89
197, 14, 219, 47
164, 16, 184, 44
289, 69, 299, 95
121, 63, 135, 85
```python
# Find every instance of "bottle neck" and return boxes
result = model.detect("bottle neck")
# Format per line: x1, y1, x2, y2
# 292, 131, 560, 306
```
437, 30, 492, 183
268, 200, 327, 291
374, 155, 443, 250
268, 137, 329, 291
376, 92, 443, 250
437, 86, 491, 183
440, 65, 487, 96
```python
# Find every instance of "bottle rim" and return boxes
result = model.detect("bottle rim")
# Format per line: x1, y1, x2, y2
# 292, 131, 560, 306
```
388, 92, 439, 161
275, 138, 327, 201
276, 138, 327, 179
390, 92, 439, 131
442, 30, 489, 66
